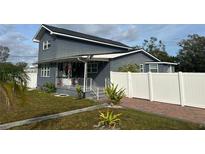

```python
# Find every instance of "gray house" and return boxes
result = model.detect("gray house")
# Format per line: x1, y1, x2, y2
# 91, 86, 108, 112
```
33, 24, 177, 97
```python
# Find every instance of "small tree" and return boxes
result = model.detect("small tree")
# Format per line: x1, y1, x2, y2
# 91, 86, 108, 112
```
104, 83, 125, 105
0, 46, 10, 62
118, 64, 139, 72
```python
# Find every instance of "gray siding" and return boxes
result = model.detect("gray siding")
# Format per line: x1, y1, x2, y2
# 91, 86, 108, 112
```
37, 63, 57, 87
38, 32, 57, 62
55, 36, 127, 59
38, 32, 127, 62
88, 61, 110, 87
110, 51, 156, 71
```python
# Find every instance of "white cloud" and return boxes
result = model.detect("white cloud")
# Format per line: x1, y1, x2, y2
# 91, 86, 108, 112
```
0, 25, 37, 64
53, 24, 139, 44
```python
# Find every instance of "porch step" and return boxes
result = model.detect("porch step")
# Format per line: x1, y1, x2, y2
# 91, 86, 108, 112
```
89, 88, 106, 100
56, 87, 106, 100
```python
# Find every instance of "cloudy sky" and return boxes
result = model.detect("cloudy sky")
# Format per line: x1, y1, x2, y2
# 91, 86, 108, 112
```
1, 24, 205, 64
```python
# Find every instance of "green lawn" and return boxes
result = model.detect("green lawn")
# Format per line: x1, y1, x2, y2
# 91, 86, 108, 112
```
0, 90, 97, 124
12, 108, 205, 130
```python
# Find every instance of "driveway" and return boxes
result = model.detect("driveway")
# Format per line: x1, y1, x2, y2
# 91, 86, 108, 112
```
121, 97, 205, 125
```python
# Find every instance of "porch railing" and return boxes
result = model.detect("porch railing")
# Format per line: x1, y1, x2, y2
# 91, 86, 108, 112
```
56, 77, 92, 91
56, 77, 108, 100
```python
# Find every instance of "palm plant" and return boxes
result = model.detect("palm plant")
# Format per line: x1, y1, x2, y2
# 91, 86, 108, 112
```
98, 110, 122, 129
76, 84, 83, 99
0, 63, 29, 107
104, 83, 125, 105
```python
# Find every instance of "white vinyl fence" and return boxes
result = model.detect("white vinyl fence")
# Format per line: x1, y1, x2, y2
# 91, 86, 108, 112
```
26, 69, 37, 89
111, 71, 205, 109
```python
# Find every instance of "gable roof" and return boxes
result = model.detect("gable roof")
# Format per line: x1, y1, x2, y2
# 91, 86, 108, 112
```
33, 24, 132, 50
81, 49, 161, 61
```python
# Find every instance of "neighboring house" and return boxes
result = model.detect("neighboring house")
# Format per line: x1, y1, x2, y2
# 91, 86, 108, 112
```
25, 65, 38, 89
33, 24, 177, 97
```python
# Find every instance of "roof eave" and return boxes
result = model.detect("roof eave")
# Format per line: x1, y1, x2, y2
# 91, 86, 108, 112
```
145, 62, 178, 65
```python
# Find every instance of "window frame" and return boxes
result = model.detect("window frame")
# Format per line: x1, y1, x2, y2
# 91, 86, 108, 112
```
40, 64, 50, 77
42, 40, 51, 50
149, 63, 158, 72
88, 62, 98, 74
140, 64, 144, 72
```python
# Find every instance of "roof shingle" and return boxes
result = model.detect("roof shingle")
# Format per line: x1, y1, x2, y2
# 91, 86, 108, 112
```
42, 24, 130, 48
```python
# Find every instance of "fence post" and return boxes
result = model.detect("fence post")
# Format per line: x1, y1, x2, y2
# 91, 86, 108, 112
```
97, 87, 99, 100
127, 72, 132, 98
178, 72, 185, 106
148, 72, 154, 101
90, 78, 92, 91
110, 71, 113, 84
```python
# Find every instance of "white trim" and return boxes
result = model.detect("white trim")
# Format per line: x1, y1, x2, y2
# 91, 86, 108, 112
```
33, 25, 53, 43
33, 25, 132, 50
81, 49, 160, 61
42, 25, 53, 33
145, 61, 178, 65
140, 49, 161, 62
81, 50, 140, 59
33, 25, 43, 43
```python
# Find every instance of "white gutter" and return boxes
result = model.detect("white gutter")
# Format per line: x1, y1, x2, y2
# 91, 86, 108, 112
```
145, 62, 178, 65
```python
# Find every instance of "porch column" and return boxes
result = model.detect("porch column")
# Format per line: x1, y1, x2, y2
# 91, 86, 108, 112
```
83, 61, 87, 93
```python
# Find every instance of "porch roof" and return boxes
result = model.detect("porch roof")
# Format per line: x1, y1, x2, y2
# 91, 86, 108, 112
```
81, 49, 161, 61
35, 49, 161, 64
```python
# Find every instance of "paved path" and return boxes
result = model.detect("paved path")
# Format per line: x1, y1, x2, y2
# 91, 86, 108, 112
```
121, 97, 205, 125
0, 104, 107, 130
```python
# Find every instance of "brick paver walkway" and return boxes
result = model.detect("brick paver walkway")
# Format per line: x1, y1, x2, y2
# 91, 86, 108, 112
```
121, 97, 205, 125
0, 104, 107, 130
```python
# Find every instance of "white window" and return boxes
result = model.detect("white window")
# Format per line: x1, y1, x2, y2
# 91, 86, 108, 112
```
149, 64, 158, 72
41, 65, 50, 77
140, 64, 144, 72
88, 62, 98, 73
43, 40, 51, 50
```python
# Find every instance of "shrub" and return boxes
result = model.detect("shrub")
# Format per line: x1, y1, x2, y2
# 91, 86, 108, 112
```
104, 83, 125, 105
41, 82, 56, 93
98, 110, 122, 129
118, 64, 140, 72
76, 84, 83, 99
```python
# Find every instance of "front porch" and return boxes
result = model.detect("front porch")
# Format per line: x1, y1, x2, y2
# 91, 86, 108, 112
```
55, 60, 109, 99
